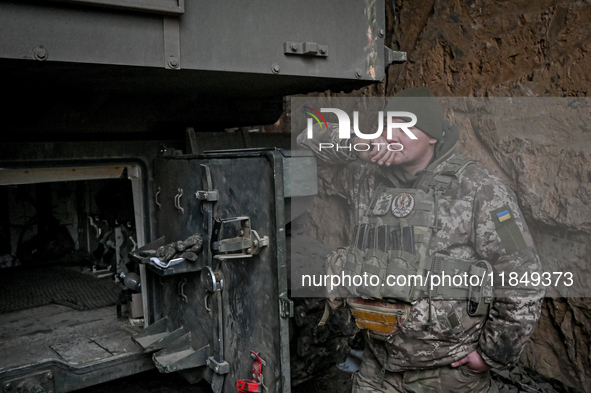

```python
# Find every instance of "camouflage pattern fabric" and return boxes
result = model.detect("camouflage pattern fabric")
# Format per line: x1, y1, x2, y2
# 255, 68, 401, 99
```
297, 122, 545, 372
352, 347, 498, 393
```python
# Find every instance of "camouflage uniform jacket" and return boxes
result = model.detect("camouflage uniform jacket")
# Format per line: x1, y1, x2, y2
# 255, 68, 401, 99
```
297, 122, 545, 371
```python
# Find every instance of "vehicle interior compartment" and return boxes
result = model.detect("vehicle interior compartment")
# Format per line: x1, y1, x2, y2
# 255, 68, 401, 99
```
0, 171, 149, 382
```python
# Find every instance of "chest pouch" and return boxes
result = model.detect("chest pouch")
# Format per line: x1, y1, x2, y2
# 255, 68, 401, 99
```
329, 186, 436, 303
324, 157, 494, 331
324, 156, 493, 305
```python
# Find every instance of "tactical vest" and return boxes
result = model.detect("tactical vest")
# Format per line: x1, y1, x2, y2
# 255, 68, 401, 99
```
324, 156, 493, 337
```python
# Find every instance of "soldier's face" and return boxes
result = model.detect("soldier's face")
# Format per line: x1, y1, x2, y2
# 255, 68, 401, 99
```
383, 118, 438, 169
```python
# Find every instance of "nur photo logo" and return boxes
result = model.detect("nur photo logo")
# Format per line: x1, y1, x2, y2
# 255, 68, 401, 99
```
303, 106, 419, 152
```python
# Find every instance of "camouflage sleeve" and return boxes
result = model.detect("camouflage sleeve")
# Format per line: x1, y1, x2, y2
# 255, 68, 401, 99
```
297, 121, 371, 206
471, 176, 545, 369
296, 122, 358, 165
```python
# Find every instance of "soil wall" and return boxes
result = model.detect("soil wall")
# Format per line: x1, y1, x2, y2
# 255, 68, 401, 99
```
296, 1, 591, 391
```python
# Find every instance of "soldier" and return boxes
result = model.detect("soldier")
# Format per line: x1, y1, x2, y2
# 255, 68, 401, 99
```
297, 87, 545, 393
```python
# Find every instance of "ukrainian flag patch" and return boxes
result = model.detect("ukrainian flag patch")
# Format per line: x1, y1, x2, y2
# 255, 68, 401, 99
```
490, 205, 527, 254
496, 209, 511, 222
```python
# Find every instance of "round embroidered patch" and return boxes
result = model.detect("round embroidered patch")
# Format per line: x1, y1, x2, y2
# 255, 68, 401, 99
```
391, 193, 415, 218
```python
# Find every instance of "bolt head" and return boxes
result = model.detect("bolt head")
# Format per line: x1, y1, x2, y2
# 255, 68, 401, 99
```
272, 64, 280, 74
290, 43, 298, 52
215, 366, 220, 372
4, 382, 12, 391
378, 28, 385, 37
45, 372, 53, 380
355, 70, 362, 78
168, 56, 179, 68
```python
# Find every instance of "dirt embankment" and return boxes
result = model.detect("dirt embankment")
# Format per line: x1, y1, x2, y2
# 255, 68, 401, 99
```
298, 1, 591, 392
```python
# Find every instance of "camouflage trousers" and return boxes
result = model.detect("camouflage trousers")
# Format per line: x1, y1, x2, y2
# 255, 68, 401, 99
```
352, 347, 498, 393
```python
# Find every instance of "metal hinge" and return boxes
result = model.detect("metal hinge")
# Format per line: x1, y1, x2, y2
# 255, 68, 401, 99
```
195, 190, 219, 201
206, 356, 230, 375
385, 46, 407, 66
279, 293, 294, 319
196, 164, 219, 202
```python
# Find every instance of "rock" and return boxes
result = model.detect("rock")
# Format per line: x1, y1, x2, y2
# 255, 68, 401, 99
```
156, 234, 203, 263
175, 240, 186, 252
156, 244, 176, 263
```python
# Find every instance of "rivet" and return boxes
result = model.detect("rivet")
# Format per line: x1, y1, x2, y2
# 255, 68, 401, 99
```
290, 43, 298, 52
378, 28, 385, 38
45, 372, 53, 380
272, 64, 281, 74
4, 382, 12, 391
355, 70, 363, 78
33, 46, 48, 61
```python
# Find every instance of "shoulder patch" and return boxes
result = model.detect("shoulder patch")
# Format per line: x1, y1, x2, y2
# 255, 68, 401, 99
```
496, 209, 511, 222
373, 193, 393, 216
490, 206, 527, 254
392, 193, 415, 218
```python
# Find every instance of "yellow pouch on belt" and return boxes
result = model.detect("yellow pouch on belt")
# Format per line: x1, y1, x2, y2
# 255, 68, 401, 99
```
346, 297, 410, 341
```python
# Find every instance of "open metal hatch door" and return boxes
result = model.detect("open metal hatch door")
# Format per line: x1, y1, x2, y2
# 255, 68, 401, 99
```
133, 149, 291, 393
